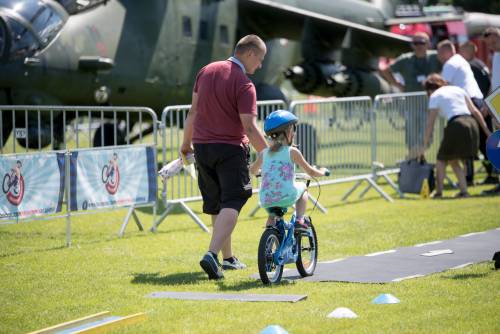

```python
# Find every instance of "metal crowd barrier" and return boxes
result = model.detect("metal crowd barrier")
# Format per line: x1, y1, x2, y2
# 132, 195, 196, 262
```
153, 100, 287, 232
371, 92, 445, 197
289, 96, 394, 203
0, 106, 158, 245
0, 105, 156, 153
0, 93, 444, 239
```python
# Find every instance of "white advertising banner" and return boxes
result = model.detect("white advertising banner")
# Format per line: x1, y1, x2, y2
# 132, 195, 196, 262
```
0, 152, 65, 220
70, 146, 157, 211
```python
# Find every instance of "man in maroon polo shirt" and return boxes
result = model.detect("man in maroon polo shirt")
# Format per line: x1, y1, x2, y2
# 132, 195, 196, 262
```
181, 35, 268, 279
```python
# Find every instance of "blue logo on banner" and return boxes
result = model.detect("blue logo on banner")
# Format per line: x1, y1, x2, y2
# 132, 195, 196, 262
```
486, 130, 500, 170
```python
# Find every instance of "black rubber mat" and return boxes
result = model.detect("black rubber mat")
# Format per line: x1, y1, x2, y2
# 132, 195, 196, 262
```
274, 228, 500, 283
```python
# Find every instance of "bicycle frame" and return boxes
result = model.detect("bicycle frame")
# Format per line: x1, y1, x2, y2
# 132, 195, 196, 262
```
266, 174, 315, 266
273, 214, 297, 266
272, 212, 314, 267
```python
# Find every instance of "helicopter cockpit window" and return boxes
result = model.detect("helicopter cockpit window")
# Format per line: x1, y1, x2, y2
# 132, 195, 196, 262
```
0, 0, 67, 61
55, 0, 108, 15
4, 17, 39, 61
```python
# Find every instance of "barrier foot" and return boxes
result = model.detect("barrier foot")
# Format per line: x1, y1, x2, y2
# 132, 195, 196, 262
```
178, 201, 210, 233
341, 180, 363, 201
358, 177, 376, 199
119, 206, 144, 237
308, 193, 327, 213
66, 213, 71, 248
248, 204, 261, 218
382, 174, 404, 198
133, 210, 144, 231
151, 203, 175, 232
366, 177, 393, 202
360, 174, 402, 199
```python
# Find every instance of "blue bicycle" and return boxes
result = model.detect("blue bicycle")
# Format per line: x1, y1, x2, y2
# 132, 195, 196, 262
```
257, 172, 323, 285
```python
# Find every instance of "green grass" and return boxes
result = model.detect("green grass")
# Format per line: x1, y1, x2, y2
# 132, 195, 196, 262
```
1, 173, 499, 334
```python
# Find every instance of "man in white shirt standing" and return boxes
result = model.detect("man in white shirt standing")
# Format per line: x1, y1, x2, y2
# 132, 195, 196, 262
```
482, 27, 500, 195
438, 40, 484, 108
437, 39, 484, 186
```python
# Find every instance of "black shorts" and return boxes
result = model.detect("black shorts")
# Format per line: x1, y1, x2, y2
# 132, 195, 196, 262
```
194, 143, 252, 215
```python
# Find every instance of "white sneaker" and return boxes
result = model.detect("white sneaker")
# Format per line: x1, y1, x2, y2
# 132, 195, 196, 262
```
222, 256, 247, 270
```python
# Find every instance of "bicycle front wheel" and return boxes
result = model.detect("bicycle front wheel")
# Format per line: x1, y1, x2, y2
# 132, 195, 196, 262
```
258, 228, 283, 285
2, 174, 10, 193
296, 222, 318, 277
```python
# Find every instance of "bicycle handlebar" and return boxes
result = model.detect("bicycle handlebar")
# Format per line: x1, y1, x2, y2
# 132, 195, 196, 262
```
256, 169, 330, 180
295, 173, 311, 180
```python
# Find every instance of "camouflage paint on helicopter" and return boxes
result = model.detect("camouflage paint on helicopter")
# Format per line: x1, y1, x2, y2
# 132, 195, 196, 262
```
0, 0, 496, 148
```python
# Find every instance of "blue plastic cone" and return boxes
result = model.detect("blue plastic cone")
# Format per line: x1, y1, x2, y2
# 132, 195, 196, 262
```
372, 293, 400, 304
260, 325, 289, 334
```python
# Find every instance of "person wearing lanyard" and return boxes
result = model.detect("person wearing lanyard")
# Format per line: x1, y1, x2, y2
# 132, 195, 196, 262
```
380, 32, 442, 159
380, 32, 441, 92
419, 74, 491, 198
181, 35, 268, 280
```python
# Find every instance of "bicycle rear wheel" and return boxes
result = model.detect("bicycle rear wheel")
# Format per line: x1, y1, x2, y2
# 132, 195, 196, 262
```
258, 228, 283, 284
296, 221, 318, 277
101, 165, 109, 183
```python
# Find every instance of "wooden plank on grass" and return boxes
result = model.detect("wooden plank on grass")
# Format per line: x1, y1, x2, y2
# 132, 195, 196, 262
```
71, 313, 147, 334
26, 312, 146, 334
26, 311, 111, 334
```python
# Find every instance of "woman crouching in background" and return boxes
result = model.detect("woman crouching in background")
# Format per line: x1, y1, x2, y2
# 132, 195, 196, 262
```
419, 73, 491, 198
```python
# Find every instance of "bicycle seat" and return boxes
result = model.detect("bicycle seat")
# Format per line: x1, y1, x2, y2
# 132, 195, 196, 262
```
267, 207, 288, 217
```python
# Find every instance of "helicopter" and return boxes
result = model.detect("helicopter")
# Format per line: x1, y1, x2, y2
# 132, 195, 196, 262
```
0, 0, 496, 148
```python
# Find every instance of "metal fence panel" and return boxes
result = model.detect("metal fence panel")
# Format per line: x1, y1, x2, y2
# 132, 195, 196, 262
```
0, 106, 158, 244
373, 92, 444, 169
290, 97, 374, 178
0, 106, 157, 154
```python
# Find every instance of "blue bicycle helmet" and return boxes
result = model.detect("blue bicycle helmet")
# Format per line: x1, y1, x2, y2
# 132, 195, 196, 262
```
264, 110, 298, 135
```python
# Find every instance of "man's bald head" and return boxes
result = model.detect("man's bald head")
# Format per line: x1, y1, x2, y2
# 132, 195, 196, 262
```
437, 39, 456, 64
234, 35, 266, 56
233, 35, 267, 75
459, 41, 477, 61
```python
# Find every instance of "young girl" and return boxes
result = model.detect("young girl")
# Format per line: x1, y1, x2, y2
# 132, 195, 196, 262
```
250, 110, 329, 227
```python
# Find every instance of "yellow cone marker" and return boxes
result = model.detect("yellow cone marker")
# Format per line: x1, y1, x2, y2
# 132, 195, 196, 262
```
420, 178, 430, 199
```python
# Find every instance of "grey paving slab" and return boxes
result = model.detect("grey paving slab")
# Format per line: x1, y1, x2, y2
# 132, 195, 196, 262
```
146, 291, 307, 302
255, 228, 500, 283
